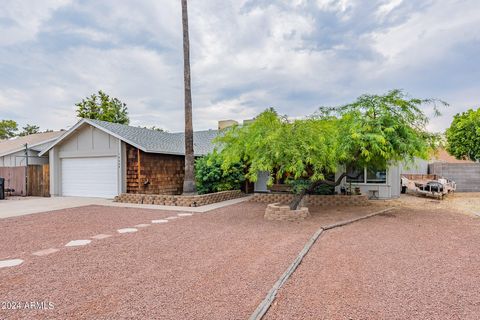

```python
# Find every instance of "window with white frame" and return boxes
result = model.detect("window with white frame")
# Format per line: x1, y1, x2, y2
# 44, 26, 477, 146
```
346, 164, 387, 184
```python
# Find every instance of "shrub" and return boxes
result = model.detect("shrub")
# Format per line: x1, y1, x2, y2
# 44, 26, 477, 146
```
195, 152, 245, 194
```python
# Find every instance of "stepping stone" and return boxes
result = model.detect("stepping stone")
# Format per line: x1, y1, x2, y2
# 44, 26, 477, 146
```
32, 248, 59, 256
117, 228, 138, 234
165, 216, 178, 220
152, 219, 169, 224
0, 259, 24, 268
134, 224, 151, 228
178, 213, 193, 217
65, 240, 91, 247
91, 234, 112, 240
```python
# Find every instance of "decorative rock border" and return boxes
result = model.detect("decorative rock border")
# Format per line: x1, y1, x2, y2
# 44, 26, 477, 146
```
264, 203, 310, 221
114, 190, 245, 207
250, 193, 369, 207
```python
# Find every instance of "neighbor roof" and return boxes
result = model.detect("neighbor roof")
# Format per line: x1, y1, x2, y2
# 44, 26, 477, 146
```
0, 131, 64, 157
431, 148, 474, 164
40, 119, 219, 156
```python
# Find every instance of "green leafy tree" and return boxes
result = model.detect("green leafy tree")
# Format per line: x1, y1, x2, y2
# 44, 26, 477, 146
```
76, 91, 129, 124
217, 90, 444, 209
0, 120, 18, 139
446, 108, 480, 162
195, 151, 245, 194
18, 124, 40, 136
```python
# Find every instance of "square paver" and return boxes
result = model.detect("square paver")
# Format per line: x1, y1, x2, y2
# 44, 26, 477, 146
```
91, 234, 112, 240
152, 219, 169, 224
135, 224, 151, 228
65, 240, 91, 247
178, 213, 193, 217
32, 248, 60, 256
0, 259, 24, 268
117, 228, 138, 234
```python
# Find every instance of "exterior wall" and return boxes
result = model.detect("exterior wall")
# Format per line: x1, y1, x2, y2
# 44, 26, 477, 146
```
254, 164, 401, 200
429, 162, 480, 192
401, 158, 429, 175
126, 144, 185, 195
49, 124, 122, 196
115, 190, 244, 207
335, 164, 401, 199
0, 150, 48, 167
250, 194, 370, 207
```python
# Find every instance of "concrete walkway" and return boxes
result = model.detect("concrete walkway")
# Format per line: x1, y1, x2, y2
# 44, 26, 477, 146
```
0, 195, 253, 219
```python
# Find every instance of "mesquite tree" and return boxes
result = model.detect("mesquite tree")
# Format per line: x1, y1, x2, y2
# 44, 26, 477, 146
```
217, 90, 444, 209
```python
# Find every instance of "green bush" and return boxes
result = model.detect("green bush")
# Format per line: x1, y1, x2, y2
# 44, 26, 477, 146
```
195, 152, 245, 194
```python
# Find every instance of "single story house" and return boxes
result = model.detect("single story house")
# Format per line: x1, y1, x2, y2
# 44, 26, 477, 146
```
254, 164, 401, 199
0, 131, 63, 167
40, 119, 217, 198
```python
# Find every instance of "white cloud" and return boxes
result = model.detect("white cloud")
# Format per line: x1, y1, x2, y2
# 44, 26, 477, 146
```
0, 0, 478, 134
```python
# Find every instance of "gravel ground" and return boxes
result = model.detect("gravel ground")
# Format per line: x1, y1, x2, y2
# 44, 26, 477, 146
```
265, 207, 480, 320
0, 202, 383, 319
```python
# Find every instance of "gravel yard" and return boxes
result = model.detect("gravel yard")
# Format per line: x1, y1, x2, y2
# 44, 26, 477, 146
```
265, 206, 480, 320
0, 202, 384, 319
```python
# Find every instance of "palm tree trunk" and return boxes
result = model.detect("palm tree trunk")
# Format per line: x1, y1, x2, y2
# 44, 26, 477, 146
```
181, 0, 196, 194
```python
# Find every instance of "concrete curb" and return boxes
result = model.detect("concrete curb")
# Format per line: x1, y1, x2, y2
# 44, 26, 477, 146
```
249, 207, 396, 320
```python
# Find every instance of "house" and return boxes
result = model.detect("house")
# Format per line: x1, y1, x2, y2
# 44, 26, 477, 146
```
0, 131, 63, 167
40, 119, 217, 198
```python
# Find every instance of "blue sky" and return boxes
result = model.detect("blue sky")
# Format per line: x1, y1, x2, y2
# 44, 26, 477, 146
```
0, 0, 479, 133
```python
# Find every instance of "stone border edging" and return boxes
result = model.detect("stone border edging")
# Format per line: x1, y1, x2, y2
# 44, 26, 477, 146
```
249, 207, 396, 320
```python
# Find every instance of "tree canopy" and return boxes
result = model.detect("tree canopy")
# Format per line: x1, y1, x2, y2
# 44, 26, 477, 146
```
0, 120, 18, 139
18, 124, 40, 137
216, 90, 443, 208
446, 107, 480, 162
76, 91, 129, 124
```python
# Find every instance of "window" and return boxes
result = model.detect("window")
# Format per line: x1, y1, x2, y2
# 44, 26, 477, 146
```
346, 165, 365, 183
346, 165, 387, 184
366, 166, 387, 184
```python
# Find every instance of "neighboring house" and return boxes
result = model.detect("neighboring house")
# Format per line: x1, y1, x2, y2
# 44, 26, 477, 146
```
40, 119, 217, 198
0, 131, 63, 167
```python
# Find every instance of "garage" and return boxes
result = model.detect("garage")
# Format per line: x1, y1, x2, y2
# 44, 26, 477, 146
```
61, 157, 118, 198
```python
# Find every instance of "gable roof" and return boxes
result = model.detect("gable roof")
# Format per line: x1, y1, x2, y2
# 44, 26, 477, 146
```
40, 119, 218, 156
0, 131, 64, 157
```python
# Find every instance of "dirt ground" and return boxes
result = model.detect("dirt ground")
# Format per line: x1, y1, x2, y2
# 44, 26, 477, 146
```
389, 192, 480, 217
1, 194, 479, 319
0, 202, 385, 320
266, 197, 480, 319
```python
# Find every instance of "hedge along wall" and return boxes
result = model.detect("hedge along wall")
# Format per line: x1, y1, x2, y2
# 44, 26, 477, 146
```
126, 144, 185, 195
250, 193, 369, 207
115, 190, 245, 207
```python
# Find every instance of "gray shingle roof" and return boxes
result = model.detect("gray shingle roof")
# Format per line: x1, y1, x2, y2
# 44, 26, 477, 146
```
87, 119, 218, 156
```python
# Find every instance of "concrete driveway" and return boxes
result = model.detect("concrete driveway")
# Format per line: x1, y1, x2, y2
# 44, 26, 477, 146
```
0, 196, 252, 219
0, 197, 110, 219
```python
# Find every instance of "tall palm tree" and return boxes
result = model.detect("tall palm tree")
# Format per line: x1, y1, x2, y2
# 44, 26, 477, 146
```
181, 0, 196, 194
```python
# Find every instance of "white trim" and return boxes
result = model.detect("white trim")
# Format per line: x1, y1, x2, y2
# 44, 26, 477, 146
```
38, 119, 147, 156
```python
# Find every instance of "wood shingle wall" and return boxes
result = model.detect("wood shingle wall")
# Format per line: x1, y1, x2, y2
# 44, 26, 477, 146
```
126, 144, 185, 195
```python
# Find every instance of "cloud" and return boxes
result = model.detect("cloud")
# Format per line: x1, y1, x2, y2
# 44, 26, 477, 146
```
0, 0, 478, 134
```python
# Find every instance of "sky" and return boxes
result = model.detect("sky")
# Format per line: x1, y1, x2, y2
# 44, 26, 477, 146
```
0, 0, 479, 133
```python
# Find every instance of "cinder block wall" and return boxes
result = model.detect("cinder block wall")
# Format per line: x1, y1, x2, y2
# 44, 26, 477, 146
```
429, 163, 480, 192
126, 144, 185, 195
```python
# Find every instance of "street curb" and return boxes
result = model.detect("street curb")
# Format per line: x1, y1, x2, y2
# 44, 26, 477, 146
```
249, 207, 396, 320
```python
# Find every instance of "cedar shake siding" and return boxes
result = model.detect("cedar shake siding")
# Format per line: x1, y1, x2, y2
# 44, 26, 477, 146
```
126, 144, 185, 195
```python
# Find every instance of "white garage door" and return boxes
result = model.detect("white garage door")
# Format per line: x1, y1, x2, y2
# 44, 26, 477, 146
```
61, 157, 118, 198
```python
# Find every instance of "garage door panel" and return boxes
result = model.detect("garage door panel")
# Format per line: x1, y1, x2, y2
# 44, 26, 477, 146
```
61, 157, 118, 198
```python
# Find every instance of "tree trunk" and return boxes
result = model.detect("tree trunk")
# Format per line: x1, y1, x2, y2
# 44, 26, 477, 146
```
181, 0, 196, 194
289, 172, 356, 210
